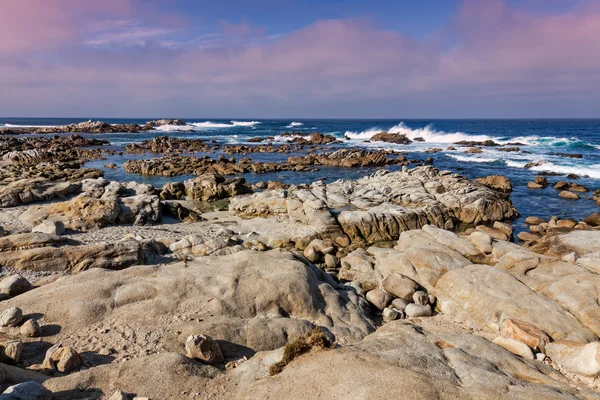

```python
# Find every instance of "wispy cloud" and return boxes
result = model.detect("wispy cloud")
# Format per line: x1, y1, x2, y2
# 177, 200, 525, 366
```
83, 20, 176, 47
1, 0, 600, 117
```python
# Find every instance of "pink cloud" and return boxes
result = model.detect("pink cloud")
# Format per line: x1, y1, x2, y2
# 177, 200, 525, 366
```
1, 0, 600, 116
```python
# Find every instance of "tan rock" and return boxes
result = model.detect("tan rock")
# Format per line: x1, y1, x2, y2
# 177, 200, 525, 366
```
381, 273, 420, 301
492, 336, 534, 360
502, 319, 550, 352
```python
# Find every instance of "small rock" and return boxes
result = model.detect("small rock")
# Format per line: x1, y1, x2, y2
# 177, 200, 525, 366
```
381, 273, 420, 301
0, 275, 32, 297
557, 219, 577, 229
20, 319, 41, 338
390, 298, 409, 312
2, 340, 22, 363
303, 246, 320, 263
108, 391, 128, 400
562, 252, 578, 264
32, 220, 65, 235
583, 212, 600, 227
405, 303, 432, 318
493, 336, 534, 360
527, 182, 543, 189
324, 254, 338, 268
536, 353, 546, 362
546, 341, 600, 377
518, 232, 540, 242
365, 289, 393, 310
559, 190, 579, 200
534, 176, 548, 187
427, 294, 437, 306
501, 319, 550, 352
0, 307, 22, 327
185, 334, 224, 365
382, 307, 398, 322
43, 343, 83, 373
413, 291, 429, 306
0, 382, 52, 400
469, 231, 493, 253
525, 216, 546, 225
493, 221, 513, 237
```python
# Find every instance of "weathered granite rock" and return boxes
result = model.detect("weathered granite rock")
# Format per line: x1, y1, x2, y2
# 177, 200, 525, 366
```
185, 174, 252, 201
436, 264, 596, 342
3, 250, 375, 351
546, 341, 600, 377
185, 334, 224, 365
0, 381, 52, 400
0, 235, 163, 273
369, 131, 412, 144
0, 275, 32, 297
42, 343, 83, 373
0, 179, 80, 208
492, 336, 534, 360
32, 220, 65, 235
231, 167, 517, 244
474, 175, 512, 193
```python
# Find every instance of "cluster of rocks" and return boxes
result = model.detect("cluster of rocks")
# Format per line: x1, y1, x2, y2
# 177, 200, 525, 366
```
287, 148, 411, 168
123, 155, 316, 177
126, 136, 215, 154
279, 132, 340, 145
0, 120, 154, 135
518, 213, 600, 242
366, 131, 413, 145
231, 166, 518, 245
527, 177, 594, 200
144, 119, 187, 127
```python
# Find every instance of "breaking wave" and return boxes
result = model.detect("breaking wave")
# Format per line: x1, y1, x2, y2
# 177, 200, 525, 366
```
345, 122, 493, 143
286, 122, 304, 128
446, 154, 499, 163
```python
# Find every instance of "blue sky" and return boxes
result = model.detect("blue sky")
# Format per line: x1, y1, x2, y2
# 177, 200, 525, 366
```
1, 0, 599, 118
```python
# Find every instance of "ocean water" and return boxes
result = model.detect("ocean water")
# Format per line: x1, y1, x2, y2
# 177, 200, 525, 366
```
2, 118, 599, 232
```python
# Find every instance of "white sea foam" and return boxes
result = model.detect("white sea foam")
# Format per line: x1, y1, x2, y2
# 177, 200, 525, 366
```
505, 160, 529, 168
446, 154, 499, 163
286, 122, 304, 128
2, 124, 58, 128
154, 124, 194, 132
185, 121, 260, 129
345, 122, 493, 143
528, 162, 600, 179
231, 120, 261, 127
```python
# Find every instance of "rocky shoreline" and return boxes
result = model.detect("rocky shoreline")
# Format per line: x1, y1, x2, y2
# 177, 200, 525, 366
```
0, 132, 598, 399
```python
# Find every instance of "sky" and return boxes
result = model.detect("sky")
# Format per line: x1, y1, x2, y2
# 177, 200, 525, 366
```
0, 0, 599, 118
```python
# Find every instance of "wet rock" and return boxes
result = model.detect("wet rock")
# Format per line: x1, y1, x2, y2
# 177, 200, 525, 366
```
583, 212, 600, 227
558, 190, 579, 200
525, 216, 546, 225
369, 132, 412, 145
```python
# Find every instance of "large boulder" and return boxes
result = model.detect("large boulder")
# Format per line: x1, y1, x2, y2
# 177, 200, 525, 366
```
231, 167, 517, 244
435, 264, 596, 342
0, 178, 80, 208
185, 174, 252, 202
1, 249, 375, 363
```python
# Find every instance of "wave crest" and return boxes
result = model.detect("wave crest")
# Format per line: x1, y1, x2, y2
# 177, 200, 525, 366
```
345, 122, 493, 144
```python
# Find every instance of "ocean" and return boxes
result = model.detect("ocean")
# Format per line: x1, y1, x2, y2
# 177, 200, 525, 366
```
2, 118, 599, 233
